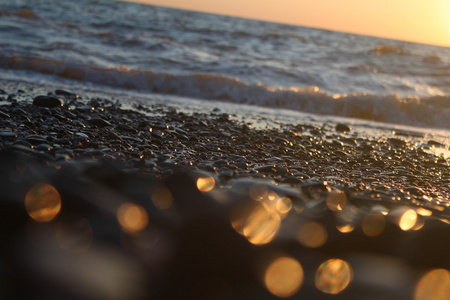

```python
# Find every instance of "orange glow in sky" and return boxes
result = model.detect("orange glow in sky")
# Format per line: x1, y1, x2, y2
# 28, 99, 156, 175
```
123, 0, 450, 47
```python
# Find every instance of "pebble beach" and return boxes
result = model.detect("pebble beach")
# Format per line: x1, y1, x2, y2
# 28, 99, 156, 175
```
1, 0, 450, 298
1, 80, 450, 299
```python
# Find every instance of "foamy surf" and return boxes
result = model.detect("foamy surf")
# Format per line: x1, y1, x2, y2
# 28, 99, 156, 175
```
2, 53, 450, 129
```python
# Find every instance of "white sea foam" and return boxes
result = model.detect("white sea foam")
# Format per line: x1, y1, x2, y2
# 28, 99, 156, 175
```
2, 54, 450, 129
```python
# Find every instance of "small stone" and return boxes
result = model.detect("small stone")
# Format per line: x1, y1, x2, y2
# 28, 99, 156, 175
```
88, 118, 111, 127
404, 186, 424, 196
254, 165, 276, 173
75, 132, 90, 140
35, 143, 52, 151
388, 138, 406, 147
335, 123, 351, 132
427, 140, 444, 147
281, 177, 302, 184
25, 135, 48, 145
54, 138, 70, 145
0, 131, 17, 138
116, 124, 138, 133
10, 144, 35, 154
0, 111, 10, 118
33, 96, 62, 108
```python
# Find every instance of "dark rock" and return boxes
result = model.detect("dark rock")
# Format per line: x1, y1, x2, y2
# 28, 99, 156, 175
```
25, 135, 48, 145
427, 140, 444, 147
404, 186, 424, 196
54, 138, 70, 145
35, 143, 53, 151
335, 123, 351, 132
33, 96, 62, 108
116, 124, 138, 133
254, 165, 276, 173
0, 131, 17, 139
0, 111, 10, 118
65, 111, 77, 119
10, 144, 35, 154
88, 118, 111, 127
388, 138, 406, 147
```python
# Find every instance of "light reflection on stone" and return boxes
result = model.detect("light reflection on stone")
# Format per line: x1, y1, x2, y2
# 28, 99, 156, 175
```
264, 256, 303, 297
25, 183, 62, 222
197, 176, 215, 192
151, 185, 174, 210
117, 203, 149, 234
297, 221, 327, 248
414, 268, 450, 300
361, 211, 385, 237
56, 215, 93, 253
315, 259, 352, 294
231, 201, 281, 245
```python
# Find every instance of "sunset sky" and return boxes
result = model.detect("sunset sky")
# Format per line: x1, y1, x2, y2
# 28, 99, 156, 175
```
124, 0, 450, 47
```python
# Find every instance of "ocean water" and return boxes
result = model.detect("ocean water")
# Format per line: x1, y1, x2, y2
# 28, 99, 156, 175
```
1, 0, 450, 129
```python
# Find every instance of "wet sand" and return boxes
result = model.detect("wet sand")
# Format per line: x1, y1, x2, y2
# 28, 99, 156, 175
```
1, 82, 449, 299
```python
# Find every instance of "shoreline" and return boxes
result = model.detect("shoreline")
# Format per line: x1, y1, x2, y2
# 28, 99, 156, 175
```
1, 83, 450, 299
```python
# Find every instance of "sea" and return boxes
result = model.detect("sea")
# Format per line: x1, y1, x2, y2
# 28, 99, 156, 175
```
1, 0, 450, 133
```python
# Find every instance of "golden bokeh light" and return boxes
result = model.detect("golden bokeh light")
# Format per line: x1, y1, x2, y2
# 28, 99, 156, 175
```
389, 207, 418, 231
231, 202, 281, 245
326, 191, 348, 211
399, 209, 418, 231
264, 256, 304, 297
361, 211, 385, 237
416, 207, 432, 217
56, 215, 93, 253
25, 183, 62, 222
315, 259, 352, 294
412, 216, 425, 231
336, 223, 354, 233
197, 176, 216, 192
415, 268, 450, 300
151, 185, 174, 210
297, 221, 328, 248
276, 197, 292, 214
117, 203, 149, 234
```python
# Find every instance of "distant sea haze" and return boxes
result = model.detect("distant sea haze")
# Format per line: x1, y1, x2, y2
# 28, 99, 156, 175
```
1, 0, 450, 129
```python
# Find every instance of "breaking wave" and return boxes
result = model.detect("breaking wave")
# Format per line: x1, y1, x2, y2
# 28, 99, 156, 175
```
2, 54, 450, 129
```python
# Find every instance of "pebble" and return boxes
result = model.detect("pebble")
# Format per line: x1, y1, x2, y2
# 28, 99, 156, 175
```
88, 118, 111, 127
388, 138, 406, 147
33, 95, 62, 108
335, 123, 351, 132
35, 143, 52, 151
